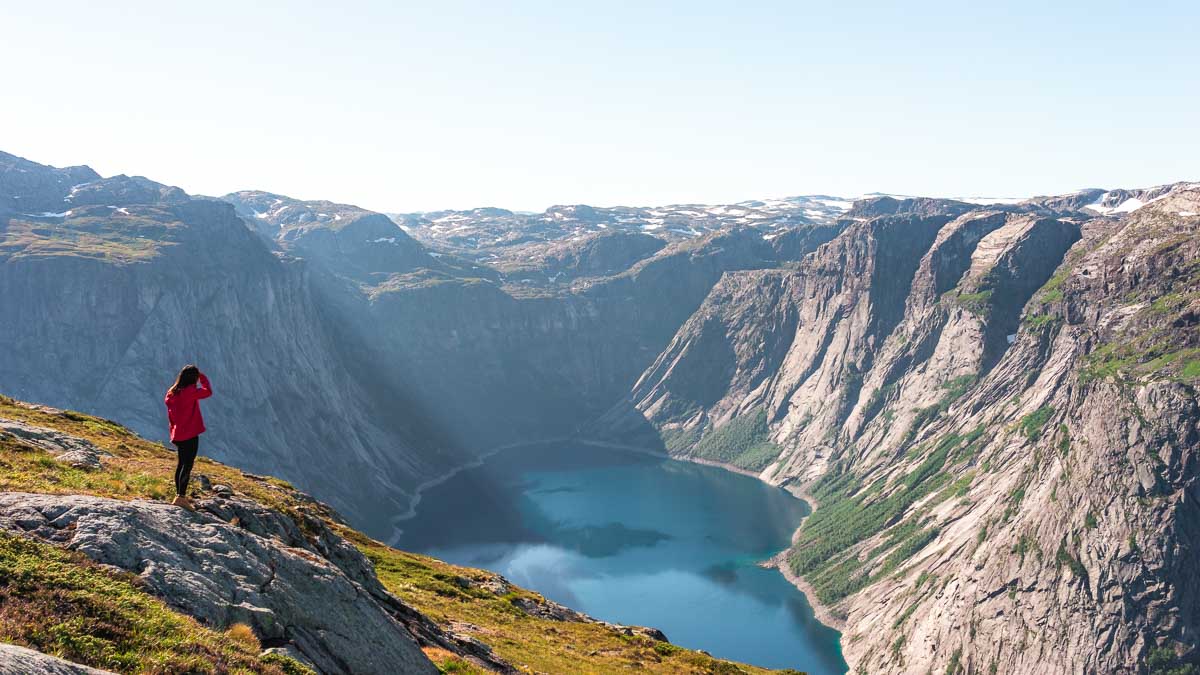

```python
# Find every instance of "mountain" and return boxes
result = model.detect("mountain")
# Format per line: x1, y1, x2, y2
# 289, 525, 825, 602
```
4, 147, 1199, 673
0, 152, 467, 533
598, 186, 1200, 673
389, 195, 851, 282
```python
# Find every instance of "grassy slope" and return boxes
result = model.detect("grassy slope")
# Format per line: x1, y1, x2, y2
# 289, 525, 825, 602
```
0, 395, 792, 675
0, 209, 177, 264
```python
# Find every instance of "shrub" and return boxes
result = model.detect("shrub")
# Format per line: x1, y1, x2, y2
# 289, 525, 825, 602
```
1019, 406, 1055, 441
1055, 538, 1087, 579
226, 622, 260, 649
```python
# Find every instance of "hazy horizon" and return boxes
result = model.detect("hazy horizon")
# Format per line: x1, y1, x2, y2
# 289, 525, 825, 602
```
5, 1, 1197, 212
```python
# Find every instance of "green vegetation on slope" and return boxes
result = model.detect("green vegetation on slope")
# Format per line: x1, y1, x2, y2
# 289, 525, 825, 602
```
942, 288, 994, 317
791, 427, 984, 604
900, 376, 976, 448
348, 532, 781, 675
1019, 406, 1055, 441
0, 209, 177, 264
691, 408, 782, 472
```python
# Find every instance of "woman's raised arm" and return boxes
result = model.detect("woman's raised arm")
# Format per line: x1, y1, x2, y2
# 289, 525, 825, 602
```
196, 372, 213, 400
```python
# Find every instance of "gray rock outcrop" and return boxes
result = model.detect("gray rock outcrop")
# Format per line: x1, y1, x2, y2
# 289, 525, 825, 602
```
0, 643, 115, 675
0, 493, 437, 675
0, 419, 109, 470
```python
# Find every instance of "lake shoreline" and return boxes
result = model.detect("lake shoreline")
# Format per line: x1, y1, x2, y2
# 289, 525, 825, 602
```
396, 436, 847, 636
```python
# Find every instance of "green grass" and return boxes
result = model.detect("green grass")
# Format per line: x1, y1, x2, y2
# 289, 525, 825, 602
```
1182, 360, 1200, 379
0, 534, 309, 674
946, 647, 963, 674
1036, 267, 1070, 304
1024, 313, 1058, 328
949, 289, 993, 316
892, 602, 919, 629
931, 471, 975, 506
0, 210, 177, 264
349, 531, 779, 674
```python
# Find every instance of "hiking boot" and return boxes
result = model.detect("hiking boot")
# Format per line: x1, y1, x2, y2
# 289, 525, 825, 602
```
171, 495, 194, 511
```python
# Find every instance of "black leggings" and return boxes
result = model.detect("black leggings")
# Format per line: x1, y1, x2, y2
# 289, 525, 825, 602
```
172, 436, 199, 497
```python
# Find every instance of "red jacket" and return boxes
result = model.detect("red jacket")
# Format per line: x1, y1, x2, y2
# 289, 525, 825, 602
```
165, 373, 212, 442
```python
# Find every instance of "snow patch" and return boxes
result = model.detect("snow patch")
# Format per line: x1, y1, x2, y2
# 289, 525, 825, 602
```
957, 196, 1025, 205
1113, 198, 1145, 213
817, 199, 853, 209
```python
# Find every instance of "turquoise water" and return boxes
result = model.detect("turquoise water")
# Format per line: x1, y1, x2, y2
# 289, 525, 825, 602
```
396, 442, 847, 673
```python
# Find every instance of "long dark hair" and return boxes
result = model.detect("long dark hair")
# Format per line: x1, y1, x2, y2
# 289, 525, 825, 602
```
169, 364, 200, 395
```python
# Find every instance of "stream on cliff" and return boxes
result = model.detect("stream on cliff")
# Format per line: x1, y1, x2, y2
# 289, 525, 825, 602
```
395, 441, 848, 673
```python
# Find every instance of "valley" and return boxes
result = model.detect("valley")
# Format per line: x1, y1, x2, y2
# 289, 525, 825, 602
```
395, 441, 846, 673
2, 148, 1199, 674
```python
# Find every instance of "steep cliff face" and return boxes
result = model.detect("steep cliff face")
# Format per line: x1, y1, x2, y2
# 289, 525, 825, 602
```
610, 204, 968, 476
825, 190, 1200, 674
0, 162, 464, 533
607, 187, 1200, 673
361, 228, 784, 455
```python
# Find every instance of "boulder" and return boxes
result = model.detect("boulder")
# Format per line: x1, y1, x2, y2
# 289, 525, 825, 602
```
0, 419, 109, 470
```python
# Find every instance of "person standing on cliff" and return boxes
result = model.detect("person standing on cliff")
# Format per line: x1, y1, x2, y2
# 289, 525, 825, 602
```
164, 364, 212, 510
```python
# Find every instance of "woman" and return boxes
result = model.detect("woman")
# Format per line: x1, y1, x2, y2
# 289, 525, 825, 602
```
164, 364, 212, 510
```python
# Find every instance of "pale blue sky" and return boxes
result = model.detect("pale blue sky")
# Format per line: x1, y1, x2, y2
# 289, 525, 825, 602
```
3, 1, 1197, 211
